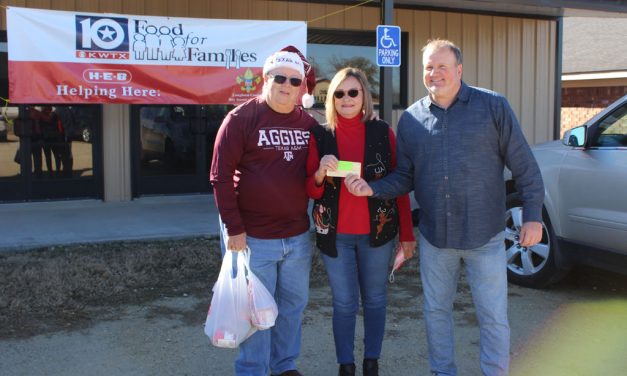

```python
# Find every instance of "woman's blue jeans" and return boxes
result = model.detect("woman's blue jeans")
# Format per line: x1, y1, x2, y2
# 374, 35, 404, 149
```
322, 233, 394, 365
420, 231, 510, 376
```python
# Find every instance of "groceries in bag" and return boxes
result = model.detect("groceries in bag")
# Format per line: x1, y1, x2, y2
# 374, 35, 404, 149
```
204, 248, 278, 347
204, 250, 257, 348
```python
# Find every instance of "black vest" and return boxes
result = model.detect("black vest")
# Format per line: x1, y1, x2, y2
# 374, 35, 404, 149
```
311, 119, 399, 257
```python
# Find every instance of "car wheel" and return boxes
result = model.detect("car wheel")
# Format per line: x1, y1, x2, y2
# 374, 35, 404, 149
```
504, 193, 567, 288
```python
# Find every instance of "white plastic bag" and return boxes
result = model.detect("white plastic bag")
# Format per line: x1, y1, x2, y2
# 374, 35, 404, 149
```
243, 250, 278, 330
204, 250, 257, 348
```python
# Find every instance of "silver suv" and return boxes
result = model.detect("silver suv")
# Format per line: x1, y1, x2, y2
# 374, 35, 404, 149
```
505, 95, 627, 288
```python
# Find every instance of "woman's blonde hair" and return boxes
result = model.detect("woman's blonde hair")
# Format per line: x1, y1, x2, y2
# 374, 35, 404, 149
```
324, 67, 374, 132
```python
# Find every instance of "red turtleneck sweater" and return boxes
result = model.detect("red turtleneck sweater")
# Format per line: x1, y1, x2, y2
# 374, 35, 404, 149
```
306, 115, 414, 242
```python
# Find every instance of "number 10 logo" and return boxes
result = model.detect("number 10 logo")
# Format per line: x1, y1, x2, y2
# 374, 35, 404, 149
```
76, 15, 129, 51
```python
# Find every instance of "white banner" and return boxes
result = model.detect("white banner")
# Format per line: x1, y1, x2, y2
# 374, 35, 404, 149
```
7, 7, 307, 104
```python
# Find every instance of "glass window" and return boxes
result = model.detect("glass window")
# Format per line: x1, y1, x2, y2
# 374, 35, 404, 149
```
7, 104, 97, 180
136, 104, 232, 180
131, 104, 232, 197
55, 105, 97, 179
0, 33, 15, 182
308, 29, 407, 109
594, 103, 627, 147
0, 104, 19, 181
139, 105, 197, 176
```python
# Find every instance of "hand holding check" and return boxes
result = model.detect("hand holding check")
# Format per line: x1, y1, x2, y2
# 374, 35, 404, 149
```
317, 155, 338, 178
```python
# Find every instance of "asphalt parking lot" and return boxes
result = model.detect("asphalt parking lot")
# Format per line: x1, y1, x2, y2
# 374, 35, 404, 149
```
1, 261, 626, 376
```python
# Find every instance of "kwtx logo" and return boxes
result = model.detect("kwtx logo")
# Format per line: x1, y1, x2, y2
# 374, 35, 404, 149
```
76, 15, 129, 59
76, 51, 130, 59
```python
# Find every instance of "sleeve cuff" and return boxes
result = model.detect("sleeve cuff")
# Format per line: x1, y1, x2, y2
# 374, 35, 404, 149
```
522, 205, 543, 223
369, 182, 380, 198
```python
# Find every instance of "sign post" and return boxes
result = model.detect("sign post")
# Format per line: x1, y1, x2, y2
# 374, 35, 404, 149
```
376, 25, 401, 67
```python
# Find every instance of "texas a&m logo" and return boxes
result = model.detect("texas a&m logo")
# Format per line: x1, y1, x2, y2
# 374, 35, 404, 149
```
257, 128, 310, 158
75, 15, 130, 60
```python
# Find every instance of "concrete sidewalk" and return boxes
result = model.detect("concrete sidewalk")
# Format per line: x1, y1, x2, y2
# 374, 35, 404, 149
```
0, 194, 220, 251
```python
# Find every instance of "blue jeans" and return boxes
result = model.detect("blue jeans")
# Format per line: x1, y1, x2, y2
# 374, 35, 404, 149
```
420, 231, 509, 376
219, 221, 312, 376
322, 233, 394, 364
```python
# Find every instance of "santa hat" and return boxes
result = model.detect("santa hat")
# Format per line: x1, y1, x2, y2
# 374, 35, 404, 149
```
263, 45, 316, 108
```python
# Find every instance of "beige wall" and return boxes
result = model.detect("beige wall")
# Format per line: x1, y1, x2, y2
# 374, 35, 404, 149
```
1, 0, 558, 200
395, 10, 556, 144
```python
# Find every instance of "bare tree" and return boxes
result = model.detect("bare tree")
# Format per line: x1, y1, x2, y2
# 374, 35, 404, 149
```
329, 56, 380, 99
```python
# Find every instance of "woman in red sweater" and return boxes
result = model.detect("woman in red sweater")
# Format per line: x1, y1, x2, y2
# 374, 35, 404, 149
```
306, 67, 416, 376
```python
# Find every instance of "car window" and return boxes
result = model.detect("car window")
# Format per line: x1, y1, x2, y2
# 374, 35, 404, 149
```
592, 102, 627, 147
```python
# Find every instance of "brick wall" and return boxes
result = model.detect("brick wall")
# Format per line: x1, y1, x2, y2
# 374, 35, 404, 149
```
560, 86, 627, 135
562, 86, 627, 107
560, 107, 603, 135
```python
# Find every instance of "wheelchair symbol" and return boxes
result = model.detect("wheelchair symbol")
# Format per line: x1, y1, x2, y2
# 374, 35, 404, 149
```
379, 27, 397, 49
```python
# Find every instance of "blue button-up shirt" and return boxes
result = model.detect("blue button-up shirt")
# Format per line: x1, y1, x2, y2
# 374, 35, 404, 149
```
371, 82, 544, 250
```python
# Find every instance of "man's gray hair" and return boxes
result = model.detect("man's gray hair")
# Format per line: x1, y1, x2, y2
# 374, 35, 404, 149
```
422, 39, 463, 65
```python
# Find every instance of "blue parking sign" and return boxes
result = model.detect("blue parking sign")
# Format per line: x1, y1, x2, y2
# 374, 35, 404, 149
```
376, 25, 401, 67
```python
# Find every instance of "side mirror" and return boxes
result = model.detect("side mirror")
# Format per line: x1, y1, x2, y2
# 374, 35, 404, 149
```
562, 125, 586, 147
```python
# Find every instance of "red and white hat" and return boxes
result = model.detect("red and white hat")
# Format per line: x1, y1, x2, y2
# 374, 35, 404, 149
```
263, 45, 316, 108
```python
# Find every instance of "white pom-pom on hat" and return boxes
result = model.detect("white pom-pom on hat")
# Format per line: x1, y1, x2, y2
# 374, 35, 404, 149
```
301, 92, 315, 109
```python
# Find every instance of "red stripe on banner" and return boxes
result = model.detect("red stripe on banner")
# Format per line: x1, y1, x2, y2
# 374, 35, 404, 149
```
8, 61, 265, 104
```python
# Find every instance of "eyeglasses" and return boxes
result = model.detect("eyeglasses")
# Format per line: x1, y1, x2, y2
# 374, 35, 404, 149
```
269, 74, 303, 87
333, 89, 361, 99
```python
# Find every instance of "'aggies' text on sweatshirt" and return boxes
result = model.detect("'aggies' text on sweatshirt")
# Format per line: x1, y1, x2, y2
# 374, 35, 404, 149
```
210, 97, 318, 239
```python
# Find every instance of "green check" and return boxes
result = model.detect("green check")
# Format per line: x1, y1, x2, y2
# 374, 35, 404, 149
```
327, 161, 361, 178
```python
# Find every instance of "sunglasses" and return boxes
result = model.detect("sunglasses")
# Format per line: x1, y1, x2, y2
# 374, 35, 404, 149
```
333, 89, 361, 99
270, 74, 303, 87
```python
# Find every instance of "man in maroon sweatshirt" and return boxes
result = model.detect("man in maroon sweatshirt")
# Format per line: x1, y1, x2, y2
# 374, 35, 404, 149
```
210, 46, 317, 376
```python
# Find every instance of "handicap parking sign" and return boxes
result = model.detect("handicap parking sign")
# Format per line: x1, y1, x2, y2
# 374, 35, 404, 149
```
376, 25, 401, 67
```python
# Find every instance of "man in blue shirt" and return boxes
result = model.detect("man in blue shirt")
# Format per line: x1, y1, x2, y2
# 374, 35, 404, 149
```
345, 39, 544, 375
